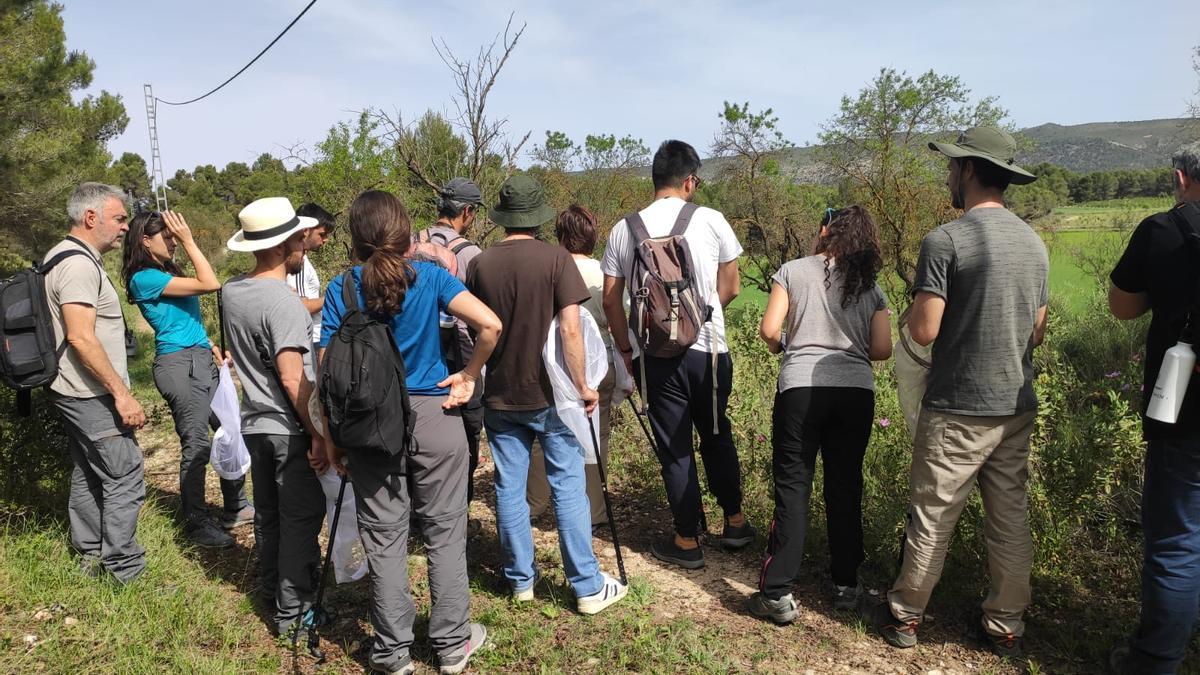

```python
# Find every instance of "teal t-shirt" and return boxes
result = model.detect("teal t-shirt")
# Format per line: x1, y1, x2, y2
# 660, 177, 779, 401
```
129, 268, 211, 355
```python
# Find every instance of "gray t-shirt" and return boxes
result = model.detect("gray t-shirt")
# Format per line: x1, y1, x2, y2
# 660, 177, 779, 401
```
773, 256, 887, 392
914, 207, 1048, 416
43, 238, 129, 398
222, 274, 314, 436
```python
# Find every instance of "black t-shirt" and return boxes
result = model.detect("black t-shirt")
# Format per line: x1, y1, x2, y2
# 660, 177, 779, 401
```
1110, 205, 1200, 440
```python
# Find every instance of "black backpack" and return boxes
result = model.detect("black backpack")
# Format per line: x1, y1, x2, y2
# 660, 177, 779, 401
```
0, 243, 101, 415
319, 271, 415, 456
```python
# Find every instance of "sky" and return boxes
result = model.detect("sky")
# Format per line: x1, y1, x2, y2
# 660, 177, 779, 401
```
62, 0, 1199, 177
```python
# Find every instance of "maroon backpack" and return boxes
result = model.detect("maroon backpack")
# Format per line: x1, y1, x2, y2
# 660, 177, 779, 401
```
625, 202, 711, 359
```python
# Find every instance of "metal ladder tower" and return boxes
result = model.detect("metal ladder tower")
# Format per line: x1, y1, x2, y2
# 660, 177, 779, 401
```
143, 84, 169, 212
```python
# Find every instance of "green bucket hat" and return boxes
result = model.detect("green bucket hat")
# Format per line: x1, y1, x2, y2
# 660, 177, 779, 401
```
928, 126, 1037, 185
489, 175, 557, 229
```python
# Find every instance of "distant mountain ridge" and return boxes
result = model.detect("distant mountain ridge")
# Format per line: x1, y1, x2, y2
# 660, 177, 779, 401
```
686, 118, 1197, 181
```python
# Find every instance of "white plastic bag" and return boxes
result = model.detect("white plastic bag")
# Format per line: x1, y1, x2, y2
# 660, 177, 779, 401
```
306, 391, 368, 584
318, 469, 368, 584
543, 307, 609, 463
209, 363, 250, 480
610, 347, 635, 409
894, 310, 932, 442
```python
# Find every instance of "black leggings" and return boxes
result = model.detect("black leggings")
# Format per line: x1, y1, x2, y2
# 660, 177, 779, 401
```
758, 386, 875, 597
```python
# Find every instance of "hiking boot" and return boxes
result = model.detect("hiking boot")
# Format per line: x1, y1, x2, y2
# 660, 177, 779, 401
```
221, 505, 256, 530
651, 536, 705, 569
746, 592, 799, 625
187, 519, 235, 549
869, 602, 918, 649
972, 613, 1024, 659
77, 554, 101, 578
716, 520, 757, 550
372, 653, 415, 675
438, 622, 488, 674
577, 573, 628, 615
832, 583, 863, 612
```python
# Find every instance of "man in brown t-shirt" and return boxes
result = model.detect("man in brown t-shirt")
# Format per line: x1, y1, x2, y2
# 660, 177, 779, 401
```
467, 175, 627, 615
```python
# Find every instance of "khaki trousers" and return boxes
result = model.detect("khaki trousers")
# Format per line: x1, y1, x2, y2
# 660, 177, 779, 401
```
888, 408, 1037, 638
527, 365, 615, 525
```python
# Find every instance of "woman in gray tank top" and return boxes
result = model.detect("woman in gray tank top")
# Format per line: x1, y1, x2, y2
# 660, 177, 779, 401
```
746, 206, 893, 624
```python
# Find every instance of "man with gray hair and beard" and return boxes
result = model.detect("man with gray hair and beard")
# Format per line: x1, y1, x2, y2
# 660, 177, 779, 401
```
1108, 141, 1200, 674
43, 182, 148, 583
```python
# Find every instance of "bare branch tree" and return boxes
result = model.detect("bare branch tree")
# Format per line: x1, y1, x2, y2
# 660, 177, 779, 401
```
433, 14, 529, 180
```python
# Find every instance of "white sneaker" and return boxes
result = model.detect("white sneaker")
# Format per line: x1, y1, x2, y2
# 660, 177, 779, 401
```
577, 573, 628, 615
513, 570, 539, 602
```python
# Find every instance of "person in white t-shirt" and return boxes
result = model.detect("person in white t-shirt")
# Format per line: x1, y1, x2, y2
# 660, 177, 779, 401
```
600, 140, 754, 570
287, 203, 333, 355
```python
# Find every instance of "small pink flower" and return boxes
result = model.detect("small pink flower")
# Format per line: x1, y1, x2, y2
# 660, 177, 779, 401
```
1121, 384, 1131, 391
886, 308, 894, 316
878, 418, 891, 428
755, 433, 767, 443
1105, 371, 1121, 379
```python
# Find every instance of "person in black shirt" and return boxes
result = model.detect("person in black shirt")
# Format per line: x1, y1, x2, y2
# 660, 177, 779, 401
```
1109, 141, 1200, 674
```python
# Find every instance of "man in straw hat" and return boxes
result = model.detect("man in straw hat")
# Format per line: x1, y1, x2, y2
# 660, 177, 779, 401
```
466, 174, 628, 615
222, 197, 330, 637
871, 127, 1049, 658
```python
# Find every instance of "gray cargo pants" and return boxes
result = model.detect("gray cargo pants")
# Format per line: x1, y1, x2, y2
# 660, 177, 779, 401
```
244, 433, 325, 635
346, 395, 471, 671
152, 346, 248, 523
52, 394, 147, 583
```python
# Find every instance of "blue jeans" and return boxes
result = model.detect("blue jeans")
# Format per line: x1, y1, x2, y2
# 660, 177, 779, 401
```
484, 406, 602, 598
1129, 436, 1200, 673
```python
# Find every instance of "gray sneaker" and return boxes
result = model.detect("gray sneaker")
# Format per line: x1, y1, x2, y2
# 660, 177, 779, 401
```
439, 623, 487, 674
832, 583, 862, 612
221, 505, 256, 530
371, 653, 415, 675
746, 592, 799, 624
187, 519, 235, 549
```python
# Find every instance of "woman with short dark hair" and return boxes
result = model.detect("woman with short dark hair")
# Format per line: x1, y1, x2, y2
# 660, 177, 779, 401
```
747, 206, 893, 624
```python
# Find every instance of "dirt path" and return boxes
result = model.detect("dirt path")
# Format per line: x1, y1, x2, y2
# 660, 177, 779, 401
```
136, 414, 1028, 674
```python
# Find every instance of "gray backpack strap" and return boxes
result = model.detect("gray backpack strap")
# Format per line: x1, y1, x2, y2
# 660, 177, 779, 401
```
669, 202, 700, 238
625, 212, 651, 245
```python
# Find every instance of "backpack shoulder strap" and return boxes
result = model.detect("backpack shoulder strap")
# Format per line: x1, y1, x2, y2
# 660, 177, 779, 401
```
39, 249, 90, 274
669, 202, 701, 238
624, 212, 651, 246
449, 238, 475, 255
340, 270, 359, 313
1169, 202, 1200, 252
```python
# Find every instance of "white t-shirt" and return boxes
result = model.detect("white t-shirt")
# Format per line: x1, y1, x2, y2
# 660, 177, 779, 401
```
286, 255, 321, 342
600, 197, 743, 354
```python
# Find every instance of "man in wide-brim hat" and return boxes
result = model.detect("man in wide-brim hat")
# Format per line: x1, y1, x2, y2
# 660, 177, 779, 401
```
872, 126, 1050, 659
223, 196, 330, 636
466, 174, 630, 616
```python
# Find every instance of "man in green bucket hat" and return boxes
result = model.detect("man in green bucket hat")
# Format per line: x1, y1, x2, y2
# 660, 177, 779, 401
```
871, 126, 1049, 658
466, 174, 629, 616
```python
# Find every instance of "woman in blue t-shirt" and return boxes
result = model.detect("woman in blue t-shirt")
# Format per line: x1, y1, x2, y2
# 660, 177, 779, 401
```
120, 211, 251, 549
747, 206, 893, 624
320, 190, 500, 674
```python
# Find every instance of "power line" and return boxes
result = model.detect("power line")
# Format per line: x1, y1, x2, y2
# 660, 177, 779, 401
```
155, 0, 318, 106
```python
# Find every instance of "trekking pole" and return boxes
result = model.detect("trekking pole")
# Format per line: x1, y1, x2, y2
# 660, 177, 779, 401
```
297, 472, 347, 663
588, 412, 626, 585
625, 396, 709, 537
216, 289, 226, 354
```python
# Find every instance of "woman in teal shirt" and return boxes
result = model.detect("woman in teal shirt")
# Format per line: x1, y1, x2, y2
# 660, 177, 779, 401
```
121, 211, 251, 549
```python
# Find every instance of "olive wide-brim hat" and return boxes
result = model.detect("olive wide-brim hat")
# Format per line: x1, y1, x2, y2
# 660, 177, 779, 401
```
928, 126, 1037, 185
489, 174, 557, 229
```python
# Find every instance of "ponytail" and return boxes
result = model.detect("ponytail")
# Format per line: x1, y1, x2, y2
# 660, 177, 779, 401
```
349, 190, 417, 317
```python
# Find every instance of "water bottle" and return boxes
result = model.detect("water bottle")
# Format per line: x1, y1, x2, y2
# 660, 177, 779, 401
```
1147, 341, 1197, 424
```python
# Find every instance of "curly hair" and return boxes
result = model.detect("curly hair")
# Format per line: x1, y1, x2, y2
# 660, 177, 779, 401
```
120, 211, 182, 304
349, 190, 417, 317
813, 205, 883, 309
